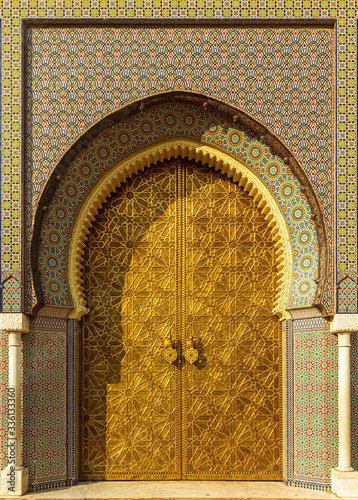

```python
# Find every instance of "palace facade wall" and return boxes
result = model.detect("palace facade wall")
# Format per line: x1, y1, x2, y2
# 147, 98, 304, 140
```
0, 4, 357, 495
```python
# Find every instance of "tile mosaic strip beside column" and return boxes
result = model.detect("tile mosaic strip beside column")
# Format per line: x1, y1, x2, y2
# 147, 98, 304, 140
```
292, 317, 337, 490
22, 317, 67, 490
352, 333, 358, 470
0, 333, 7, 470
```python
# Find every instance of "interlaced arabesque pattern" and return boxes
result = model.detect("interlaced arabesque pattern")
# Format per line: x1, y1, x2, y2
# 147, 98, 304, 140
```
81, 160, 281, 479
27, 27, 332, 227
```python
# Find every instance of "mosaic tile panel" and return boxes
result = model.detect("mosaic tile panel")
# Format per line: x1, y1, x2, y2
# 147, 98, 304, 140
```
0, 1, 356, 492
0, 333, 7, 471
292, 317, 337, 488
337, 272, 358, 313
22, 317, 67, 488
25, 25, 333, 224
1, 1, 356, 316
284, 319, 294, 483
37, 103, 319, 310
352, 333, 358, 470
23, 24, 334, 314
0, 17, 1, 277
66, 319, 79, 485
1, 273, 21, 313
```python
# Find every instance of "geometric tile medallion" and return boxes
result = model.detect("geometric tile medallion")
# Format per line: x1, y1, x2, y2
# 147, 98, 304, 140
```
26, 26, 333, 226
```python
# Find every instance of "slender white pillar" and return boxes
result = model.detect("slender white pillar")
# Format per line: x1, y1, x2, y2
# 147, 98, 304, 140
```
8, 333, 22, 468
330, 314, 358, 497
336, 332, 353, 471
0, 314, 29, 496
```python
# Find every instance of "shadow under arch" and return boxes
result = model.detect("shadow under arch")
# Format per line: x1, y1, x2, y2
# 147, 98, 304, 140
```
30, 90, 329, 317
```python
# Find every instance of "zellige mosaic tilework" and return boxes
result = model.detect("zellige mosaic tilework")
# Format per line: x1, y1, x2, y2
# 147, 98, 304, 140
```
22, 317, 67, 489
37, 103, 319, 310
292, 318, 337, 489
0, 2, 356, 494
351, 333, 358, 470
0, 334, 7, 472
23, 24, 334, 314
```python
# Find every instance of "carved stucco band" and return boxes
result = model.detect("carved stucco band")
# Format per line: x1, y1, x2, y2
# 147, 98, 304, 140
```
67, 138, 293, 321
330, 314, 358, 334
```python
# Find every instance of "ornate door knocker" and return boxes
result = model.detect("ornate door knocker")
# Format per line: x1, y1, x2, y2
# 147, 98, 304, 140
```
184, 336, 199, 365
163, 337, 178, 365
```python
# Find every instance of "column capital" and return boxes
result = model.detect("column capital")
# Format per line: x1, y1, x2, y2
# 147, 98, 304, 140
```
330, 314, 358, 334
0, 314, 30, 334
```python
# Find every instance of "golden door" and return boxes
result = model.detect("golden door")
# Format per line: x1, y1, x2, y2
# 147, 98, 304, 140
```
80, 158, 281, 480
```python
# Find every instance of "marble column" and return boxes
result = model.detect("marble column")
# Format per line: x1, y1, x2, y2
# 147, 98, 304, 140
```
330, 314, 358, 497
0, 314, 29, 496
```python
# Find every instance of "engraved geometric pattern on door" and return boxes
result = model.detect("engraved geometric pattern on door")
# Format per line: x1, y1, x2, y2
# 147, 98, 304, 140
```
80, 158, 282, 480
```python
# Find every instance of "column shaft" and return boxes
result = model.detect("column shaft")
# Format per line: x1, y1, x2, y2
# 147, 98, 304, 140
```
7, 332, 22, 468
337, 332, 353, 471
0, 314, 29, 495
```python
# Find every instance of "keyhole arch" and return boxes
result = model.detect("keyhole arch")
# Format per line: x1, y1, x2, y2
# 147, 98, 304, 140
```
68, 138, 293, 320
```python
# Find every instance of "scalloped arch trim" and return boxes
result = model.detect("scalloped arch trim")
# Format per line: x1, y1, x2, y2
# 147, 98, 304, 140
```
68, 137, 293, 320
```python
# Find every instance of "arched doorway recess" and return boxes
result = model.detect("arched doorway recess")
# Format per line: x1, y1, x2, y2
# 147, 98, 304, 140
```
68, 137, 294, 321
80, 157, 281, 480
30, 92, 328, 318
24, 92, 332, 491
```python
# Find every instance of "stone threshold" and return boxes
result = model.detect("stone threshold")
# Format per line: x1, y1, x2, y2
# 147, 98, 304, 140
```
0, 481, 343, 500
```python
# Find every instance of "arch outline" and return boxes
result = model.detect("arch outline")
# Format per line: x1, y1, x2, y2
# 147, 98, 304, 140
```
30, 91, 329, 317
67, 137, 293, 321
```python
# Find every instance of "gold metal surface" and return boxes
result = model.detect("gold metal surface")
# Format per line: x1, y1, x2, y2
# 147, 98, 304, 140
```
164, 338, 178, 365
69, 139, 293, 321
184, 338, 199, 365
183, 162, 281, 480
80, 158, 281, 481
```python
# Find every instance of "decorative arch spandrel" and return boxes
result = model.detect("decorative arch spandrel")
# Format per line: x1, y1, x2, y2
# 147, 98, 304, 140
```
30, 94, 326, 317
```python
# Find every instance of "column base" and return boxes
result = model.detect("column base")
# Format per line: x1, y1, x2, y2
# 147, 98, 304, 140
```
0, 467, 28, 496
331, 467, 358, 497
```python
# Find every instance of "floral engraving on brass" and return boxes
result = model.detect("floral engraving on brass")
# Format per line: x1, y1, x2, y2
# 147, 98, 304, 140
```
80, 157, 281, 481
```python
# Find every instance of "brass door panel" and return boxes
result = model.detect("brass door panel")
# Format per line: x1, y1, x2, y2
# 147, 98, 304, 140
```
81, 163, 181, 479
80, 158, 281, 480
183, 164, 281, 479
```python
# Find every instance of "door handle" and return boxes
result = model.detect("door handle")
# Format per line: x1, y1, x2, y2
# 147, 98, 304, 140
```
184, 337, 199, 365
163, 337, 178, 365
